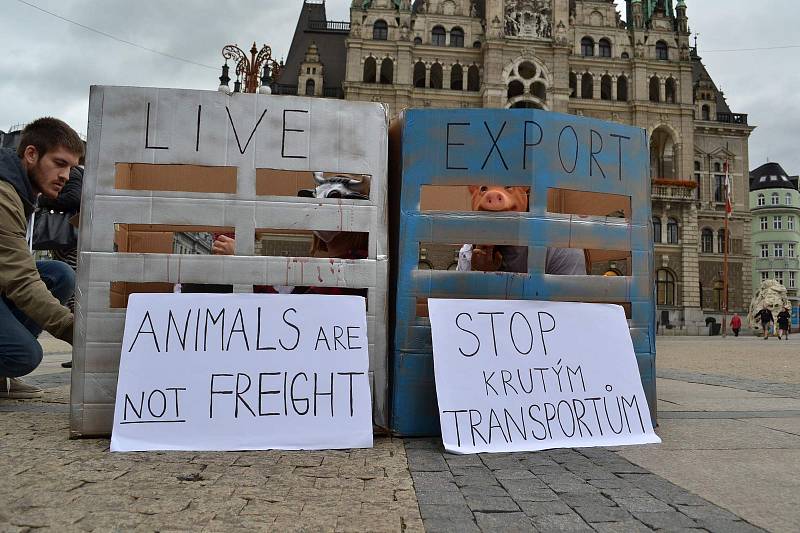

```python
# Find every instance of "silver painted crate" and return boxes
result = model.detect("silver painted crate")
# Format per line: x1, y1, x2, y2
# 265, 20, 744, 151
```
71, 86, 389, 437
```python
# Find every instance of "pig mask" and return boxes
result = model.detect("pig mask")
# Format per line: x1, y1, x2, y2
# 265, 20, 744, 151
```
468, 186, 529, 212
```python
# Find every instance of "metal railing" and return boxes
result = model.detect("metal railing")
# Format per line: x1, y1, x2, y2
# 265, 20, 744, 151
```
307, 19, 350, 32
716, 112, 748, 125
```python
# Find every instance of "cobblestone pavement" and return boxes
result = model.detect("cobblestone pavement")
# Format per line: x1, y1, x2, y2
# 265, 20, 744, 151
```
656, 336, 798, 385
1, 362, 423, 532
657, 369, 800, 399
0, 336, 793, 531
405, 439, 764, 533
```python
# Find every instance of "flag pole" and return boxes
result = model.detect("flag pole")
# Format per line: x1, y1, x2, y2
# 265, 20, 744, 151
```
722, 159, 730, 337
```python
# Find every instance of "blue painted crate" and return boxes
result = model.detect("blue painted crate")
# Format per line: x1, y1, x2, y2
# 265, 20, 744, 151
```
389, 108, 656, 436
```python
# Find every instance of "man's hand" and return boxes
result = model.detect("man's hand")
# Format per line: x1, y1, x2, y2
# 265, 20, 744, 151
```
212, 235, 235, 255
471, 245, 502, 271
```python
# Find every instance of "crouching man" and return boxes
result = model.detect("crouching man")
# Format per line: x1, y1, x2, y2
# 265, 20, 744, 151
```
0, 118, 83, 398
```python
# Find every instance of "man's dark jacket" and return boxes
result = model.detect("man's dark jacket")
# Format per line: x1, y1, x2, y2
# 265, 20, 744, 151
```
0, 148, 73, 342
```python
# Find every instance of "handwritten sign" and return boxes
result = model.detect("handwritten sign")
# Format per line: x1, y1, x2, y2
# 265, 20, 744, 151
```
428, 299, 660, 454
111, 294, 373, 452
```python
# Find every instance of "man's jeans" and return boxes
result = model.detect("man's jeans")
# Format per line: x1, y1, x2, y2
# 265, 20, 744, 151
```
0, 260, 74, 378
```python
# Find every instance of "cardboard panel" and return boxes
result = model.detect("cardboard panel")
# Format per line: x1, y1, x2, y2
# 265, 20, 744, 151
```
115, 163, 237, 193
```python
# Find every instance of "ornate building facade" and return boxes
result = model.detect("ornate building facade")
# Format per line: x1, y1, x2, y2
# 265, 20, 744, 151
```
277, 0, 754, 334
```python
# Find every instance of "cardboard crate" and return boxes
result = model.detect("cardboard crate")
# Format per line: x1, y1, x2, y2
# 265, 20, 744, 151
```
389, 109, 655, 436
72, 87, 389, 436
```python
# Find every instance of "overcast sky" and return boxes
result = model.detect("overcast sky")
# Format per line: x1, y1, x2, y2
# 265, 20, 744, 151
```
2, 0, 797, 172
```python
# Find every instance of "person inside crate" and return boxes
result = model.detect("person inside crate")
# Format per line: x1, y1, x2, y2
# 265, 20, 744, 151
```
456, 185, 587, 275
0, 118, 83, 399
209, 173, 369, 297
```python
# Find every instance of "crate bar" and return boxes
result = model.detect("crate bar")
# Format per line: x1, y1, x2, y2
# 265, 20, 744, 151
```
391, 108, 655, 436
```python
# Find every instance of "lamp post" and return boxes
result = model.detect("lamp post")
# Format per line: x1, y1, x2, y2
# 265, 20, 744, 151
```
218, 42, 284, 94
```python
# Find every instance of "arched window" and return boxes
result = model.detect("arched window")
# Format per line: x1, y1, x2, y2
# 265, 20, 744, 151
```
569, 72, 577, 98
653, 217, 662, 243
717, 228, 727, 253
617, 75, 628, 101
305, 79, 315, 96
362, 57, 376, 83
414, 36, 422, 45
772, 192, 780, 205
665, 78, 677, 103
581, 36, 595, 56
656, 40, 669, 60
621, 51, 630, 59
656, 269, 676, 306
599, 38, 612, 57
413, 61, 426, 88
450, 63, 463, 90
600, 75, 612, 100
473, 40, 482, 49
380, 58, 393, 84
581, 73, 593, 99
450, 27, 464, 47
531, 82, 546, 101
467, 65, 480, 91
649, 76, 660, 102
373, 19, 388, 40
429, 62, 443, 89
701, 228, 713, 253
667, 218, 679, 244
757, 193, 765, 206
507, 80, 524, 99
432, 25, 446, 46
701, 104, 710, 120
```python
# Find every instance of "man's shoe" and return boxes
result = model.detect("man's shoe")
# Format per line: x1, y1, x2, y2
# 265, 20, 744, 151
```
0, 377, 43, 399
778, 335, 781, 340
61, 361, 72, 369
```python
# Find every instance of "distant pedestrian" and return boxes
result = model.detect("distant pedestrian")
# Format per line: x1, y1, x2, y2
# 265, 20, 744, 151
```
776, 306, 791, 340
754, 305, 774, 340
730, 313, 741, 337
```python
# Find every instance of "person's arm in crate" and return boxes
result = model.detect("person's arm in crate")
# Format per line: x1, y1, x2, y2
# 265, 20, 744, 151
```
211, 234, 235, 255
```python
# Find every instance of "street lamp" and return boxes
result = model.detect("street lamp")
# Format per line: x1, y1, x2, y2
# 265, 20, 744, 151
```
218, 42, 284, 94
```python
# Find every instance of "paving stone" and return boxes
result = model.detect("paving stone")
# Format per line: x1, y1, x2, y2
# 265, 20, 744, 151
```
630, 511, 699, 529
694, 519, 767, 533
464, 495, 521, 512
589, 521, 654, 533
422, 518, 481, 533
557, 492, 616, 507
572, 505, 633, 523
418, 503, 475, 520
499, 479, 558, 501
459, 484, 510, 497
531, 513, 594, 532
416, 491, 467, 505
517, 500, 575, 517
677, 504, 743, 521
453, 473, 502, 487
492, 468, 536, 480
443, 454, 483, 467
613, 496, 674, 513
474, 511, 535, 532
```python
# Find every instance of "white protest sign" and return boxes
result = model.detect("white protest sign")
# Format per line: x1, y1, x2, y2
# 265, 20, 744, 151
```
428, 299, 660, 454
111, 294, 373, 452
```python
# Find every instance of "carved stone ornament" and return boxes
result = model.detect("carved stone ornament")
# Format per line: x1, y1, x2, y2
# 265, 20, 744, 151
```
505, 0, 553, 40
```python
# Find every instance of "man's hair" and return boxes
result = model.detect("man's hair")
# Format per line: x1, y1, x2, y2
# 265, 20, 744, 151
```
17, 117, 85, 160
